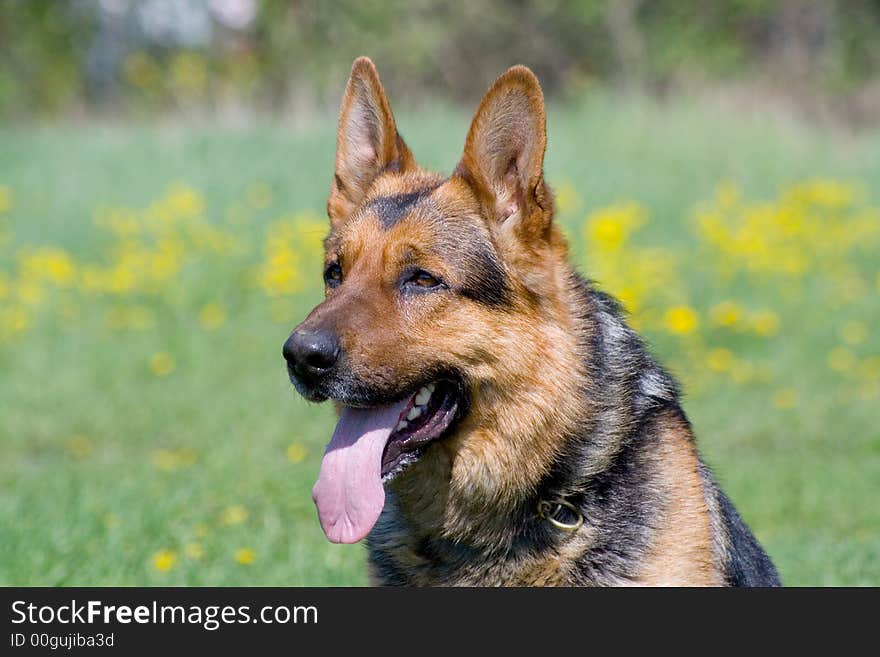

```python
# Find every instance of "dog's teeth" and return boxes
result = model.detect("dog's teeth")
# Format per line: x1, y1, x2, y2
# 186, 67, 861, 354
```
407, 406, 422, 421
395, 420, 408, 432
415, 386, 432, 407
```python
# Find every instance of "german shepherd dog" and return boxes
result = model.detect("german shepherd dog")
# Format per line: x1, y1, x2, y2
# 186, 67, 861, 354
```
283, 57, 781, 586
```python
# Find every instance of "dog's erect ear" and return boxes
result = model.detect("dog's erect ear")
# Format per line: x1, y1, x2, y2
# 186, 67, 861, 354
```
455, 66, 553, 243
327, 57, 416, 226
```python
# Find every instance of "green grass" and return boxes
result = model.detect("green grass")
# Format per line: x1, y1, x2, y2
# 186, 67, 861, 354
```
0, 94, 878, 585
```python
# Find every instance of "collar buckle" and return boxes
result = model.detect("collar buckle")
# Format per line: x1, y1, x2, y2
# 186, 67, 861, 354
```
537, 498, 584, 532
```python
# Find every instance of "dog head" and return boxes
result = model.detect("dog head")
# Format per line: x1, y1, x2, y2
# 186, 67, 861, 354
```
284, 58, 581, 544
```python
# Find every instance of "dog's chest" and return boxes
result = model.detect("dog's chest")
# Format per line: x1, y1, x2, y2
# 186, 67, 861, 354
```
366, 506, 579, 586
367, 540, 573, 587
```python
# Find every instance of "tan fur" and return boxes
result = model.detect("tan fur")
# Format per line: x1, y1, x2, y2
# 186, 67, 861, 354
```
634, 413, 724, 586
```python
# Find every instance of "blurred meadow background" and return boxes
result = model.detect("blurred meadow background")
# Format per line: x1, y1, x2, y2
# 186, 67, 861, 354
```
1, 0, 879, 586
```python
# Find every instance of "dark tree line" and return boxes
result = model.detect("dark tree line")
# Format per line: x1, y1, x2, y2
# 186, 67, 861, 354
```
1, 0, 878, 119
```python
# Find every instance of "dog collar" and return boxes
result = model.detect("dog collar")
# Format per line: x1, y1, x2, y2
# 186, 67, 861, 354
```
537, 497, 584, 532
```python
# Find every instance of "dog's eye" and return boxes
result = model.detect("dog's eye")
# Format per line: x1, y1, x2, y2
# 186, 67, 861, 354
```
324, 263, 343, 287
405, 270, 443, 291
413, 272, 440, 287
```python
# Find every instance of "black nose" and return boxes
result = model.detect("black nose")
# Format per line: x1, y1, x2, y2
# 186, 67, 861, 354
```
283, 329, 340, 382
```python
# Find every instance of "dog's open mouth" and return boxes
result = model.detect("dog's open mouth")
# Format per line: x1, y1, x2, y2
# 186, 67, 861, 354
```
311, 380, 461, 544
381, 381, 459, 477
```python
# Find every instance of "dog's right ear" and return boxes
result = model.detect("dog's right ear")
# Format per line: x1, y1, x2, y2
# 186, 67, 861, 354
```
327, 57, 416, 227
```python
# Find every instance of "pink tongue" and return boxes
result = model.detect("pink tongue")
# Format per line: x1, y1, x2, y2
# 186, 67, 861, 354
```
311, 399, 409, 544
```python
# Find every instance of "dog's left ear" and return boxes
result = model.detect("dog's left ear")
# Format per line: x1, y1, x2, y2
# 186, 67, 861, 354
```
455, 66, 553, 243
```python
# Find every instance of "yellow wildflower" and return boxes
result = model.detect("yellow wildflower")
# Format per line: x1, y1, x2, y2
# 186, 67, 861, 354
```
259, 219, 304, 296
184, 542, 204, 560
150, 448, 197, 471
198, 303, 227, 330
828, 347, 856, 372
715, 180, 740, 208
585, 203, 646, 254
149, 352, 176, 377
165, 182, 205, 218
15, 279, 43, 305
170, 52, 208, 93
42, 251, 76, 285
234, 548, 256, 565
66, 435, 94, 459
664, 306, 699, 335
696, 178, 878, 281
707, 348, 735, 372
107, 265, 135, 294
128, 306, 155, 330
293, 213, 328, 258
784, 179, 856, 210
1, 306, 29, 335
860, 357, 880, 381
221, 504, 248, 526
709, 301, 743, 328
123, 51, 160, 89
772, 388, 797, 410
18, 247, 77, 287
750, 310, 780, 337
286, 443, 308, 464
152, 550, 176, 572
